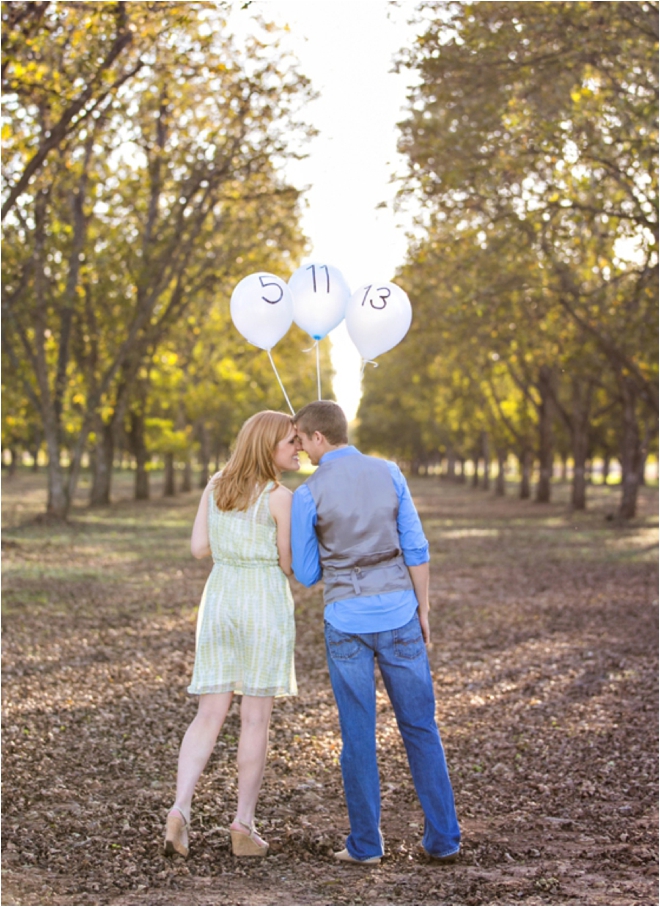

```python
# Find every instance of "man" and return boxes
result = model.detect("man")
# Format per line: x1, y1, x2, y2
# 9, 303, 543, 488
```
291, 401, 460, 865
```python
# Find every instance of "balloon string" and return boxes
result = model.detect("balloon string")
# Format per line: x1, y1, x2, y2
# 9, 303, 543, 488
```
302, 339, 322, 400
360, 358, 379, 378
267, 349, 295, 415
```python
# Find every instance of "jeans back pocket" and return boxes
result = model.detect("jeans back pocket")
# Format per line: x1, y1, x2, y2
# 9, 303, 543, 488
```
325, 621, 362, 661
393, 617, 425, 660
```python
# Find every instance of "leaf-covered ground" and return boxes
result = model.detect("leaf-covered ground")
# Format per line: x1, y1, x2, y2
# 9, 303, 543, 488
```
2, 471, 658, 906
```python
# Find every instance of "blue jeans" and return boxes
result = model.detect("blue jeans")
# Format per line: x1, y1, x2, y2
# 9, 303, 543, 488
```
324, 614, 461, 860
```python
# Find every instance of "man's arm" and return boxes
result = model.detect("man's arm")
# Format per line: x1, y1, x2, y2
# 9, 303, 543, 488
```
291, 484, 323, 586
386, 462, 430, 566
386, 461, 432, 642
408, 562, 431, 644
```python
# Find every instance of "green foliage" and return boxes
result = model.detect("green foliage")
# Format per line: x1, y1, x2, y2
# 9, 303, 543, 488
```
2, 2, 317, 513
360, 1, 658, 509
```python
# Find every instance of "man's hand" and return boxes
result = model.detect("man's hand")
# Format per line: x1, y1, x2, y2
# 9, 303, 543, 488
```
418, 608, 431, 645
408, 562, 431, 644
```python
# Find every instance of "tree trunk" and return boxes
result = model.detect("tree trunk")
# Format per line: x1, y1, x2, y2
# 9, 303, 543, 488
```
135, 458, 150, 500
163, 453, 176, 497
560, 454, 568, 481
481, 431, 490, 491
8, 447, 18, 476
637, 419, 654, 486
519, 449, 531, 500
535, 365, 554, 503
44, 418, 70, 518
198, 421, 210, 488
458, 457, 466, 483
90, 422, 114, 505
638, 452, 647, 486
571, 427, 589, 510
602, 455, 611, 485
89, 363, 136, 506
446, 445, 457, 481
618, 376, 641, 519
129, 410, 150, 501
471, 453, 480, 488
181, 457, 192, 493
570, 378, 593, 511
495, 449, 506, 496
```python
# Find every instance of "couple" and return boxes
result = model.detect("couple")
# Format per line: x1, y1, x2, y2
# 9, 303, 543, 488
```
164, 401, 460, 864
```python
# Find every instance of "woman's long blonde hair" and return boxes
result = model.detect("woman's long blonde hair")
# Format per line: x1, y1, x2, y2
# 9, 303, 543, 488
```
213, 411, 293, 512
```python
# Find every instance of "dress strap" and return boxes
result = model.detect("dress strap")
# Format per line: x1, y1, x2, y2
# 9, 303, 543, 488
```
252, 481, 275, 523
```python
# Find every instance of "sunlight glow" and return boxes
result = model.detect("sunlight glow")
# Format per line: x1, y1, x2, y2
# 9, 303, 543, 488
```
238, 2, 419, 420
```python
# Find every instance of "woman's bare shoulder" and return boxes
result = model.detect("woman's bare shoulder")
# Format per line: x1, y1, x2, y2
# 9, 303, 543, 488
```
270, 482, 292, 497
269, 483, 292, 507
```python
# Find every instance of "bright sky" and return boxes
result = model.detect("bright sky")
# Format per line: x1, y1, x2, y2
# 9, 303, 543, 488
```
241, 1, 419, 420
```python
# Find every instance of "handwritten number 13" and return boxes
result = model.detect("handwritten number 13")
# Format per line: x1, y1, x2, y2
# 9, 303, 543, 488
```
361, 285, 390, 310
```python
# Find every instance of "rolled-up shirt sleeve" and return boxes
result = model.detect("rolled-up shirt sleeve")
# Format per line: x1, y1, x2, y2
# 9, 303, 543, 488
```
291, 484, 323, 586
386, 461, 430, 566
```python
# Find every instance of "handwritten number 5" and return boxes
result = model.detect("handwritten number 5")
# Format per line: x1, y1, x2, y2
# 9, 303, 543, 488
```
259, 275, 284, 305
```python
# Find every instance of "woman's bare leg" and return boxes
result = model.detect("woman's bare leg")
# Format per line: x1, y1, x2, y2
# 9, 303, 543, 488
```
230, 695, 274, 835
171, 692, 233, 822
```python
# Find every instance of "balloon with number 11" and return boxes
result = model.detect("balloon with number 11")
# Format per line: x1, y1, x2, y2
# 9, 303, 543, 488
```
288, 262, 351, 398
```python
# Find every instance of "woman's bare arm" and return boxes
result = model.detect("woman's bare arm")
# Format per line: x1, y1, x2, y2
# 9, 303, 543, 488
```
190, 483, 214, 559
269, 484, 293, 575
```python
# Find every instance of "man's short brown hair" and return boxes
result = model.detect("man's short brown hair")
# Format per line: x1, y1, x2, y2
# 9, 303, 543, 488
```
294, 400, 348, 446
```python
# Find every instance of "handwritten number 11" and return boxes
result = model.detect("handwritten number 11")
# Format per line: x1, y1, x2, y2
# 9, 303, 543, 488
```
307, 264, 330, 293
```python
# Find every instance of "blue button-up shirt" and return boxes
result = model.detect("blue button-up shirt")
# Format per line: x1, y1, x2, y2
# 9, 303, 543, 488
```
291, 446, 429, 634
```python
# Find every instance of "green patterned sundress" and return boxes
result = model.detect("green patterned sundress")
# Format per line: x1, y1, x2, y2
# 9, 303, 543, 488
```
188, 481, 297, 698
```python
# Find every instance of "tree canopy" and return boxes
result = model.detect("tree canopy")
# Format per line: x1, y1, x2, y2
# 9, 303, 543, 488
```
358, 0, 658, 517
2, 1, 322, 517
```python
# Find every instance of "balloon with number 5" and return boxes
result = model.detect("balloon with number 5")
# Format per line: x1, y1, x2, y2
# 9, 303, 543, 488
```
288, 262, 351, 341
345, 281, 412, 361
230, 272, 293, 350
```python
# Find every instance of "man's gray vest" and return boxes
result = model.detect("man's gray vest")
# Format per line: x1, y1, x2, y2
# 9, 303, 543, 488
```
305, 450, 414, 604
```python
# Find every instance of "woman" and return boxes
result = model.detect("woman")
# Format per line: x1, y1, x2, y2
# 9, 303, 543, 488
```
164, 411, 301, 859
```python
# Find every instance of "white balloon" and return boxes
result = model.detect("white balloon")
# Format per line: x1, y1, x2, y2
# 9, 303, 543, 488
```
230, 272, 293, 350
345, 281, 412, 361
289, 262, 351, 341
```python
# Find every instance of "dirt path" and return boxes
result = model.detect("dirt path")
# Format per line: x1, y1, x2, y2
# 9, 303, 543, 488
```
2, 473, 658, 906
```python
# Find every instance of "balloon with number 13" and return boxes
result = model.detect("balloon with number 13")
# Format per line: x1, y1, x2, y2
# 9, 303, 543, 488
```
345, 281, 412, 363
